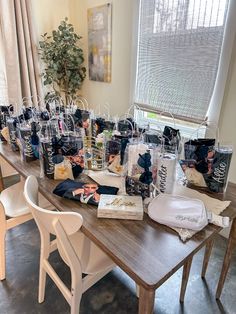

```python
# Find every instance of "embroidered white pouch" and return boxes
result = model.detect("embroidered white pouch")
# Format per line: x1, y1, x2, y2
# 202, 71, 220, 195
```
148, 194, 208, 231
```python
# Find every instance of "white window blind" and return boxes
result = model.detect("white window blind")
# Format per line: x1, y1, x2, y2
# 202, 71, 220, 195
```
135, 0, 229, 123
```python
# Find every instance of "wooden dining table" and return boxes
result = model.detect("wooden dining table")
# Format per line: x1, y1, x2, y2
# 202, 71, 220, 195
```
1, 142, 236, 314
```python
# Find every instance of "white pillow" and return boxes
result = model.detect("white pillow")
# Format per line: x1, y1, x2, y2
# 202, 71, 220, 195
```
148, 194, 208, 231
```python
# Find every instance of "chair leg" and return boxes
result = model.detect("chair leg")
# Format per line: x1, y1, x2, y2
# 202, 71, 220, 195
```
0, 204, 6, 280
0, 228, 6, 280
180, 256, 193, 303
38, 233, 51, 303
201, 238, 214, 278
38, 261, 47, 303
0, 166, 4, 193
70, 290, 82, 314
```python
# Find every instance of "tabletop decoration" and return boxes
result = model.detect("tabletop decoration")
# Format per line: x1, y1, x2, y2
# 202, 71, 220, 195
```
97, 194, 143, 220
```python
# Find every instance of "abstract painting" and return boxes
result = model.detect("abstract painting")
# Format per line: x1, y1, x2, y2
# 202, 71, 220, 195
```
87, 3, 112, 82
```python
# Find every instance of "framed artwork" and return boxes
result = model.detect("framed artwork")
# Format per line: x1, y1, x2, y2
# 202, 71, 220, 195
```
87, 3, 112, 82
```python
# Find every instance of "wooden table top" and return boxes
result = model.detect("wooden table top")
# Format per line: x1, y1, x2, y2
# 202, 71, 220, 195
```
1, 142, 236, 290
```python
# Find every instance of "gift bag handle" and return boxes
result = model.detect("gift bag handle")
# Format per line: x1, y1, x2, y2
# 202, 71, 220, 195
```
6, 104, 14, 117
76, 96, 89, 110
113, 117, 135, 138
75, 97, 86, 111
46, 96, 64, 116
103, 102, 111, 120
139, 125, 163, 144
188, 120, 220, 149
159, 111, 176, 129
127, 103, 141, 116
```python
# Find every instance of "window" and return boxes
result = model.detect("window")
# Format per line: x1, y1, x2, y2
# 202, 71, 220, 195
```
134, 0, 230, 124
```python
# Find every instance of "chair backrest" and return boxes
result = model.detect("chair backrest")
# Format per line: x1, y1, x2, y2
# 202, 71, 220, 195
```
24, 176, 83, 304
24, 175, 83, 236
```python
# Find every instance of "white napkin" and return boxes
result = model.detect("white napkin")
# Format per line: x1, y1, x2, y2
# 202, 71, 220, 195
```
86, 170, 124, 191
171, 183, 231, 241
172, 183, 231, 215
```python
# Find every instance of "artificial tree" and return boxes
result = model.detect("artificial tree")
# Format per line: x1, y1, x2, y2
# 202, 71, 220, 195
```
39, 18, 86, 105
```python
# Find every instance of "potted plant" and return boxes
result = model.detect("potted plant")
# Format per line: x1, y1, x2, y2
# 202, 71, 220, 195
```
39, 17, 86, 105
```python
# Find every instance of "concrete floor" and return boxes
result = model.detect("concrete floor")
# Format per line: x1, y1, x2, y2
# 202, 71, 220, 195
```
1, 178, 236, 313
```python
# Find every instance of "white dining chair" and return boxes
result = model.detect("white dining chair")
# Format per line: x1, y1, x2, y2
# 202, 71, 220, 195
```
24, 175, 115, 314
0, 178, 54, 281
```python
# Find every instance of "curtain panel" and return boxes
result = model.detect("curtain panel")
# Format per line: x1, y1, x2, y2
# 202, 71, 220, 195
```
0, 0, 43, 112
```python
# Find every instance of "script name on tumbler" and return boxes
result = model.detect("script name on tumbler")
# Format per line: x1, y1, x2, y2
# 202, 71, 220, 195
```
213, 162, 226, 184
158, 164, 167, 192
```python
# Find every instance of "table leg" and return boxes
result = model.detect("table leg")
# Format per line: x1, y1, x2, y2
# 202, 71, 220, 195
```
138, 286, 155, 314
180, 256, 193, 302
0, 165, 4, 192
201, 238, 214, 278
216, 218, 236, 299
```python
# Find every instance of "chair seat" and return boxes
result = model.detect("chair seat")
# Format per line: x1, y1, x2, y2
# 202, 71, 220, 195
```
0, 181, 29, 217
0, 180, 55, 218
61, 231, 115, 275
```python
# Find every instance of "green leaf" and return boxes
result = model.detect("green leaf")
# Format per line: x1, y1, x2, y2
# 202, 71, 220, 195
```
39, 18, 86, 100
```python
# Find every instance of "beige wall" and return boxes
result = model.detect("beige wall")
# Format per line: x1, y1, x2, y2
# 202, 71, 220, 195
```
32, 0, 72, 37
73, 0, 135, 116
219, 37, 236, 183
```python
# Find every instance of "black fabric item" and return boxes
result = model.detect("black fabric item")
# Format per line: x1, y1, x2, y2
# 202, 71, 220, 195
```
52, 154, 64, 164
31, 122, 39, 145
40, 111, 50, 121
95, 117, 106, 134
163, 126, 180, 147
184, 138, 215, 172
139, 171, 153, 185
51, 136, 61, 156
138, 152, 151, 168
71, 164, 83, 178
144, 133, 162, 145
58, 134, 83, 156
53, 178, 119, 206
137, 152, 153, 185
23, 108, 33, 120
106, 140, 120, 156
120, 138, 129, 165
74, 109, 90, 127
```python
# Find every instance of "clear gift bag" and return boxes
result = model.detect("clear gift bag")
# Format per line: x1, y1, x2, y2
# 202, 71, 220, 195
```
143, 111, 181, 155
6, 116, 19, 151
40, 116, 84, 179
0, 104, 13, 140
181, 123, 233, 193
124, 135, 159, 198
71, 96, 90, 136
106, 118, 135, 176
39, 118, 61, 179
17, 108, 41, 162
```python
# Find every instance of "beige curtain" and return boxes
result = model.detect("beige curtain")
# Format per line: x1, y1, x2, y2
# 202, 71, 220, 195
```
0, 0, 43, 112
